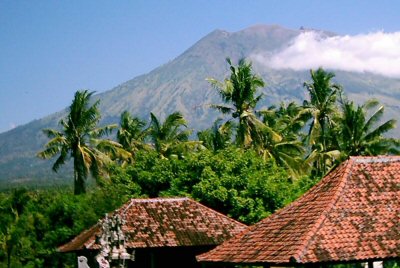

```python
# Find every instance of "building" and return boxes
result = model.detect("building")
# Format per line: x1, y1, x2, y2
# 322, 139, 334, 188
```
59, 197, 246, 268
197, 156, 400, 267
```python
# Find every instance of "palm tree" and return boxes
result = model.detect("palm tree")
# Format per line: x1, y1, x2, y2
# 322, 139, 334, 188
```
338, 99, 399, 158
37, 90, 118, 194
148, 112, 197, 158
197, 119, 233, 152
303, 68, 342, 148
302, 68, 342, 177
258, 102, 308, 178
261, 102, 308, 142
0, 189, 29, 268
208, 58, 280, 148
0, 207, 19, 268
117, 111, 150, 162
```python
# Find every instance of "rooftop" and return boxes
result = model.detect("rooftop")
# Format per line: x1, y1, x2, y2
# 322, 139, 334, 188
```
59, 197, 246, 252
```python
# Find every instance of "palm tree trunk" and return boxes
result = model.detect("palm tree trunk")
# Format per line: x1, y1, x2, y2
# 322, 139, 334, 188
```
7, 247, 11, 268
73, 161, 86, 195
74, 175, 86, 195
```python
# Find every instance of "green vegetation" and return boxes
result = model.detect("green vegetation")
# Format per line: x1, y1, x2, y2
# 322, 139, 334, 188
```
110, 147, 314, 224
0, 186, 128, 268
148, 112, 199, 159
1, 60, 398, 267
37, 90, 126, 195
208, 58, 269, 149
302, 68, 342, 177
337, 98, 399, 158
117, 111, 150, 162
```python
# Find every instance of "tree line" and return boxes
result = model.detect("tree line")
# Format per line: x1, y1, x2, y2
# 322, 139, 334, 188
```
38, 58, 400, 194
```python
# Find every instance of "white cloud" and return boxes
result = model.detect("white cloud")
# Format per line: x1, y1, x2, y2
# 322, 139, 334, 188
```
251, 31, 400, 78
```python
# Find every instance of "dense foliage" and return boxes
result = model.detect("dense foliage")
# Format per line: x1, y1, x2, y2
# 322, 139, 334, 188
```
110, 147, 314, 224
0, 186, 128, 268
2, 61, 399, 267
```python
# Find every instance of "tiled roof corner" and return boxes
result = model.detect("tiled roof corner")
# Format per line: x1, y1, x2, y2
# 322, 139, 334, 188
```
58, 224, 101, 253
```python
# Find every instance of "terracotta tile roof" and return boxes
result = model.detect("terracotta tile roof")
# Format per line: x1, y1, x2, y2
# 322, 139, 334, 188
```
58, 197, 246, 252
197, 156, 400, 265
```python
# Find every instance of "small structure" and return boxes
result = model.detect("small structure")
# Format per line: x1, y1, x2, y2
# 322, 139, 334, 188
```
59, 197, 246, 268
197, 156, 400, 267
94, 214, 129, 267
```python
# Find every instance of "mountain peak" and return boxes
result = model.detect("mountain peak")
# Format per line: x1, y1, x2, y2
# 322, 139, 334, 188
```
206, 24, 296, 39
298, 25, 337, 37
240, 24, 291, 33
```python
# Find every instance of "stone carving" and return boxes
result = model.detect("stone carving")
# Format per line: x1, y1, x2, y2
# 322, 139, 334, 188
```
77, 256, 90, 268
95, 255, 110, 268
95, 214, 131, 268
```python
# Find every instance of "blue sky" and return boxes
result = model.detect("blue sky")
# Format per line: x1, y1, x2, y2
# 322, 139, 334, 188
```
0, 0, 399, 133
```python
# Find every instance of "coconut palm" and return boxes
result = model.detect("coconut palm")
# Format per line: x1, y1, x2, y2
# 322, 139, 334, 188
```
338, 99, 399, 158
305, 144, 341, 178
302, 68, 342, 177
303, 68, 342, 148
117, 111, 150, 162
197, 119, 233, 152
0, 207, 18, 268
261, 102, 308, 141
149, 112, 198, 158
208, 58, 280, 148
258, 102, 309, 178
37, 90, 119, 194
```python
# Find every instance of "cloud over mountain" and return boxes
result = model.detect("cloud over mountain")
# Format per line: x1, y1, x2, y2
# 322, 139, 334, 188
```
252, 31, 400, 78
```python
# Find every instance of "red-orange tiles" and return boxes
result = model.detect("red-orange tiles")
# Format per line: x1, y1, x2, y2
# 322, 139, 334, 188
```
59, 197, 246, 252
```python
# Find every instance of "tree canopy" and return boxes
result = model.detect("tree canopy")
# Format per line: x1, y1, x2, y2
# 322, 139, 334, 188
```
37, 90, 122, 194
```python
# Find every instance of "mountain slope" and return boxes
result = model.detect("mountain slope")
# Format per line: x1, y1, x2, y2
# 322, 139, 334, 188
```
1, 25, 399, 186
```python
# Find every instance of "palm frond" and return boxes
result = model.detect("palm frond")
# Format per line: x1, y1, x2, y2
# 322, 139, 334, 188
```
363, 105, 384, 133
37, 136, 68, 159
210, 104, 233, 114
165, 112, 187, 128
364, 119, 396, 141
42, 128, 63, 138
362, 98, 379, 110
150, 112, 161, 132
52, 148, 68, 172
206, 78, 225, 90
90, 124, 117, 138
249, 94, 264, 108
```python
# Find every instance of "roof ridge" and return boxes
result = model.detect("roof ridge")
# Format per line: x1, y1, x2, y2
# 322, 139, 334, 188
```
291, 158, 355, 262
114, 197, 191, 215
351, 155, 400, 163
128, 197, 190, 203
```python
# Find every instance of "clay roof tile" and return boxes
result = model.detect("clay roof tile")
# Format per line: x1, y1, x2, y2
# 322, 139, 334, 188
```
58, 197, 246, 252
